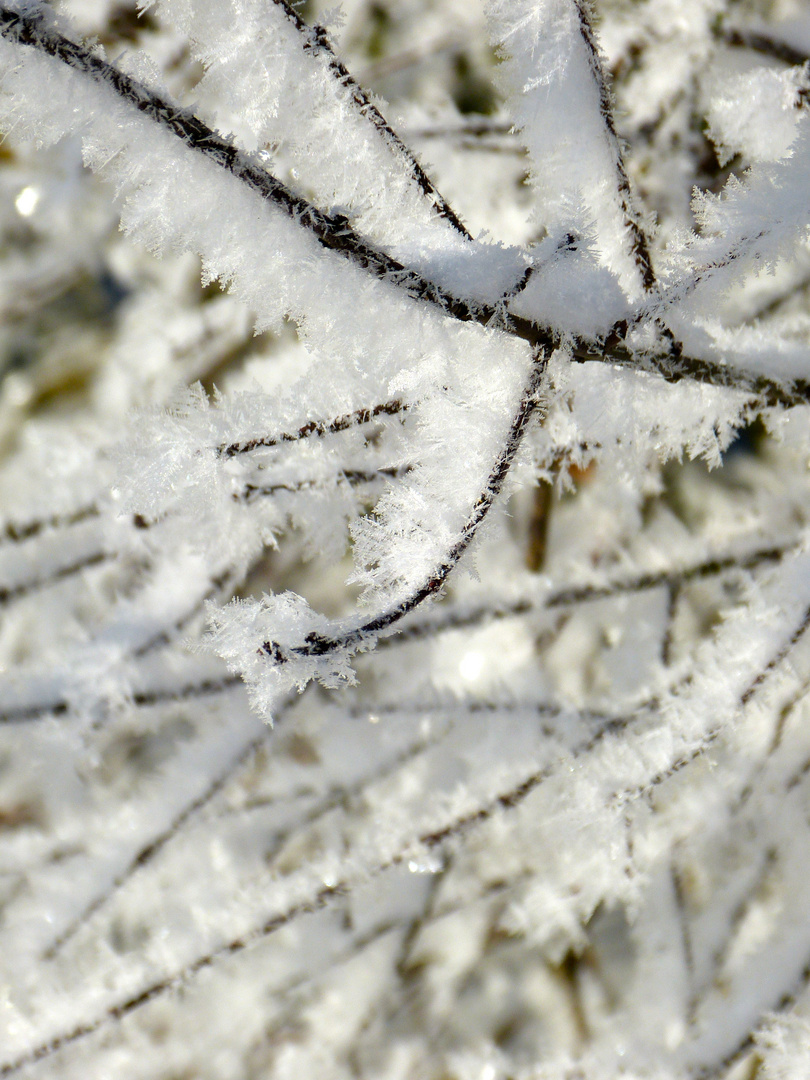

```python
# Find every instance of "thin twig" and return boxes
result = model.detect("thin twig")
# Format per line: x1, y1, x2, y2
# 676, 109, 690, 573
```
573, 0, 656, 293
720, 27, 810, 68
389, 540, 787, 645
259, 349, 548, 662
0, 503, 98, 546
219, 399, 406, 457
0, 9, 492, 325
271, 0, 472, 238
692, 949, 810, 1079
238, 465, 407, 503
41, 717, 277, 959
0, 551, 112, 606
0, 673, 242, 725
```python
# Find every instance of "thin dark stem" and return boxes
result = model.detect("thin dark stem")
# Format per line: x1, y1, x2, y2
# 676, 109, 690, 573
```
548, 544, 785, 608
573, 0, 657, 293
0, 8, 493, 326
0, 503, 98, 546
259, 349, 548, 662
692, 948, 810, 1079
631, 595, 810, 800
270, 0, 472, 238
238, 465, 407, 503
0, 538, 788, 725
741, 604, 810, 704
661, 581, 680, 666
585, 342, 810, 411
219, 399, 406, 457
41, 718, 277, 960
691, 847, 778, 1029
0, 673, 242, 725
389, 540, 787, 645
0, 551, 112, 606
0, 402, 407, 635
406, 119, 515, 140
0, 886, 352, 1079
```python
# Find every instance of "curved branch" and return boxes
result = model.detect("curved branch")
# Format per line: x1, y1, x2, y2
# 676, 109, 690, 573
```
260, 349, 548, 662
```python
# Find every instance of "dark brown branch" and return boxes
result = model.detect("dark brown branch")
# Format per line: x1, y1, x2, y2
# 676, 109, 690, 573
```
586, 342, 810, 411
219, 399, 406, 457
661, 581, 681, 666
0, 405, 410, 649
42, 721, 276, 960
693, 948, 810, 1079
720, 27, 810, 69
0, 8, 494, 327
259, 349, 548, 662
0, 551, 112, 606
406, 119, 515, 140
0, 673, 242, 725
550, 544, 785, 607
0, 504, 98, 546
632, 596, 810, 799
573, 0, 657, 293
741, 604, 810, 704
270, 0, 471, 238
0, 539, 788, 725
336, 698, 621, 733
0, 885, 352, 1079
238, 465, 407, 503
671, 862, 696, 1001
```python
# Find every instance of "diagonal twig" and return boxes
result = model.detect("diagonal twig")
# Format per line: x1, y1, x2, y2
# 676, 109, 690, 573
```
270, 0, 471, 238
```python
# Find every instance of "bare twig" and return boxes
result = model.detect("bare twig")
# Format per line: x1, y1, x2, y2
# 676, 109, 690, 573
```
720, 27, 810, 69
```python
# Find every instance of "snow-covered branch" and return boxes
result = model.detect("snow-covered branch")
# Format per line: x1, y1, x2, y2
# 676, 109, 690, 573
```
0, 0, 809, 1077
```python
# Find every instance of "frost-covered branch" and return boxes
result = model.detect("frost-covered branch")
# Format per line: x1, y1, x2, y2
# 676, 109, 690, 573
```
4, 2, 810, 417
267, 0, 472, 238
1, 0, 810, 1076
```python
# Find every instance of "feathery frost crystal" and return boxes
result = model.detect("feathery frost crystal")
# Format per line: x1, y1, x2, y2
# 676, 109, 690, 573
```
0, 0, 809, 1077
